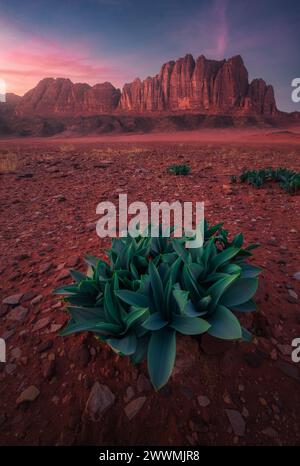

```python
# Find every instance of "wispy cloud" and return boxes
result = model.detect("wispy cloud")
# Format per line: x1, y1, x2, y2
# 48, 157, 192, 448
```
0, 17, 128, 95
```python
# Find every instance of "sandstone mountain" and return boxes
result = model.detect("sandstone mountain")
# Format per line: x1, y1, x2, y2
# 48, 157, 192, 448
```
119, 54, 277, 115
10, 54, 278, 117
15, 78, 121, 116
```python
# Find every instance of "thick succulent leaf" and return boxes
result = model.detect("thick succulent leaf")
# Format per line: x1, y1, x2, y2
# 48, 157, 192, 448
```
210, 247, 240, 271
207, 305, 242, 340
173, 288, 189, 314
221, 278, 258, 307
104, 283, 121, 325
143, 312, 168, 331
115, 290, 149, 308
149, 261, 165, 313
53, 284, 79, 295
188, 263, 204, 281
70, 269, 87, 282
172, 239, 190, 264
68, 306, 106, 323
60, 320, 121, 337
130, 334, 149, 364
184, 300, 203, 317
84, 255, 99, 268
220, 263, 242, 275
148, 327, 176, 390
182, 265, 201, 301
106, 333, 137, 355
206, 274, 239, 312
231, 299, 257, 312
239, 264, 262, 278
67, 294, 98, 307
124, 307, 149, 330
232, 233, 244, 248
171, 315, 210, 335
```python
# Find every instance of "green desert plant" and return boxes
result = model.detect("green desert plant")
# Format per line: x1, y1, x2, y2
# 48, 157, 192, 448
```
230, 175, 237, 184
239, 167, 300, 194
167, 164, 190, 176
54, 221, 261, 390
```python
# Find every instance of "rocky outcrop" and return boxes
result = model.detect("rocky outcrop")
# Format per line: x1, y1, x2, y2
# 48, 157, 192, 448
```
15, 78, 121, 116
1, 53, 281, 119
119, 54, 278, 115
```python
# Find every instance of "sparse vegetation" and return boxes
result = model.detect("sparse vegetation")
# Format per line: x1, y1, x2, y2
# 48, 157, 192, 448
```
167, 164, 190, 176
239, 167, 300, 194
54, 221, 260, 390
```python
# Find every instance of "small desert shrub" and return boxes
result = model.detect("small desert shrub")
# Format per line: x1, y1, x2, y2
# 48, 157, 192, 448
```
54, 222, 261, 390
230, 175, 237, 184
240, 167, 300, 194
167, 164, 190, 176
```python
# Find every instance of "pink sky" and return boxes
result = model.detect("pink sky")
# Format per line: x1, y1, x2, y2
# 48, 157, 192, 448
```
0, 18, 129, 96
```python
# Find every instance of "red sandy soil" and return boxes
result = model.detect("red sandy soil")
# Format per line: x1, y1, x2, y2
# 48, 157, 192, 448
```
0, 132, 300, 446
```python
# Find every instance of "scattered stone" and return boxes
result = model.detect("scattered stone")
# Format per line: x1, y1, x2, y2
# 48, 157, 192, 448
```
38, 340, 53, 353
197, 395, 210, 408
57, 269, 70, 281
16, 385, 40, 404
85, 382, 115, 421
124, 396, 146, 420
20, 291, 36, 303
50, 323, 64, 333
124, 387, 135, 403
242, 407, 249, 418
42, 360, 56, 379
293, 272, 300, 281
33, 317, 51, 332
2, 293, 23, 306
277, 344, 292, 356
31, 294, 43, 305
225, 409, 246, 437
40, 263, 52, 274
7, 306, 28, 322
288, 289, 298, 301
137, 374, 151, 393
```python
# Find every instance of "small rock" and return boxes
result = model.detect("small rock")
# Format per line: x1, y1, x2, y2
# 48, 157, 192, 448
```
50, 323, 64, 333
288, 289, 298, 300
57, 269, 70, 281
225, 409, 246, 437
42, 360, 56, 379
31, 295, 43, 305
38, 340, 53, 353
7, 306, 28, 322
33, 317, 51, 332
242, 407, 249, 418
85, 382, 115, 421
277, 344, 292, 356
293, 272, 300, 281
2, 293, 23, 306
124, 386, 135, 403
197, 395, 210, 407
16, 386, 40, 404
124, 397, 146, 420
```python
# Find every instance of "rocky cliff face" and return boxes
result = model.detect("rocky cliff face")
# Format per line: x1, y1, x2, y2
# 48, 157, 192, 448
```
119, 54, 277, 115
15, 78, 121, 116
10, 53, 278, 117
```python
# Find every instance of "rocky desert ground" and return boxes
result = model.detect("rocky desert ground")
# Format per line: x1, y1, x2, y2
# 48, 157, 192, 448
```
0, 131, 300, 446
